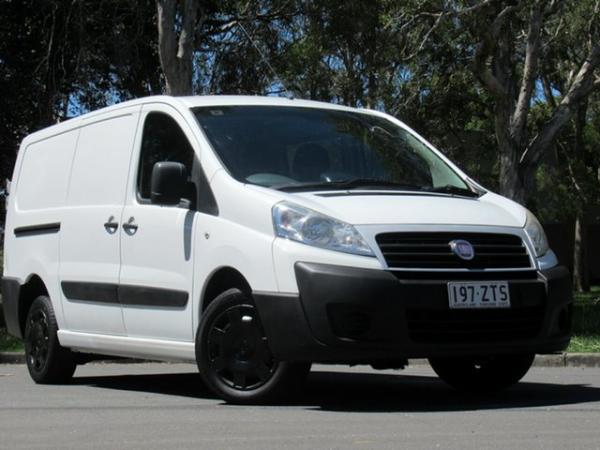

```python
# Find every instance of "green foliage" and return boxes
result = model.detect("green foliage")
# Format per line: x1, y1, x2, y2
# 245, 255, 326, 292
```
567, 335, 600, 353
0, 326, 22, 352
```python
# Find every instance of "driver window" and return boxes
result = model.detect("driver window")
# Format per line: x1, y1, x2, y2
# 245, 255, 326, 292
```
137, 112, 195, 201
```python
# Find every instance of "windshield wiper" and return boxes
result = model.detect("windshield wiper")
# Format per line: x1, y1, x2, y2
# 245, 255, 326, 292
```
273, 178, 423, 192
424, 184, 480, 198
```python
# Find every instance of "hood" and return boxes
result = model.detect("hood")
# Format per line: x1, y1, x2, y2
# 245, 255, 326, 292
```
284, 190, 527, 228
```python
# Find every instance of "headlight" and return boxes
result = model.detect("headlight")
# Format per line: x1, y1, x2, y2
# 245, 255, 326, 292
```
272, 201, 374, 257
524, 210, 549, 257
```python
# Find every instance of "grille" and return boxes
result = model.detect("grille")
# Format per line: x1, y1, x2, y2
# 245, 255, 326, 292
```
376, 232, 531, 269
406, 306, 544, 343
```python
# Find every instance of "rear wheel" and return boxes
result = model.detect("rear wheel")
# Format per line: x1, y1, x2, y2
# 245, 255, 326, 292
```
428, 354, 534, 392
24, 296, 76, 384
196, 288, 310, 404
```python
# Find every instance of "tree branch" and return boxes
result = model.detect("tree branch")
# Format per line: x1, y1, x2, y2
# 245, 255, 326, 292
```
520, 43, 600, 168
541, 74, 557, 109
471, 4, 520, 100
404, 8, 447, 60
558, 141, 589, 204
178, 0, 197, 61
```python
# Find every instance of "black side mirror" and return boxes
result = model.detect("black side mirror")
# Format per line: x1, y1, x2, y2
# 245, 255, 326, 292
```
150, 162, 187, 205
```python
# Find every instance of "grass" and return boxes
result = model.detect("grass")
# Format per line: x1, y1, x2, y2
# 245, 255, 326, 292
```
574, 286, 600, 303
568, 335, 600, 353
0, 327, 23, 352
568, 287, 600, 352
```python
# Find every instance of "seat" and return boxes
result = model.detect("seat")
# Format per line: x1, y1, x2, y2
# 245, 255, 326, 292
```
292, 143, 330, 182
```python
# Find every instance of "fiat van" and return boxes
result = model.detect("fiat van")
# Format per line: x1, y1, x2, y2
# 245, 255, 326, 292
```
2, 96, 572, 403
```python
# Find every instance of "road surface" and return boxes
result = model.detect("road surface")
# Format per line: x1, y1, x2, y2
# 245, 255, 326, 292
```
1, 362, 599, 449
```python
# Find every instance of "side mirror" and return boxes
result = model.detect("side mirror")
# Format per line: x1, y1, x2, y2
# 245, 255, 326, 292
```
150, 162, 187, 206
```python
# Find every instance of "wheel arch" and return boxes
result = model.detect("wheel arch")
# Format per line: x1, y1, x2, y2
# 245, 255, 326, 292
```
17, 274, 50, 337
200, 266, 252, 315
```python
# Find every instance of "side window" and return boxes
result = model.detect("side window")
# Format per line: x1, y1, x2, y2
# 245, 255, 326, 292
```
137, 112, 195, 201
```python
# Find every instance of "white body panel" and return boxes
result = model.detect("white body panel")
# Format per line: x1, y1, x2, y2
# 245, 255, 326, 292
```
59, 107, 140, 335
118, 104, 198, 341
287, 191, 526, 227
57, 330, 195, 362
3, 95, 553, 363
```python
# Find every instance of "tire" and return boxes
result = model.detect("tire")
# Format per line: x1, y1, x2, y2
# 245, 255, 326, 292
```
196, 288, 310, 404
24, 295, 77, 384
428, 354, 535, 392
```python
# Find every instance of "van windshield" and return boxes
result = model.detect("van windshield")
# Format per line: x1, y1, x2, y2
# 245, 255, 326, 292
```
193, 105, 476, 196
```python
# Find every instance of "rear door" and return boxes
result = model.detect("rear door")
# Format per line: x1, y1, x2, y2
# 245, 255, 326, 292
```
118, 105, 199, 341
59, 107, 140, 335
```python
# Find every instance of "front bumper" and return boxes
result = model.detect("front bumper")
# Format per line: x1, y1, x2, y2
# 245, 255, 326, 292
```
253, 263, 572, 363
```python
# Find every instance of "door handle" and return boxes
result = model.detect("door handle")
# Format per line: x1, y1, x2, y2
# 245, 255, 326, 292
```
103, 216, 119, 234
122, 217, 138, 234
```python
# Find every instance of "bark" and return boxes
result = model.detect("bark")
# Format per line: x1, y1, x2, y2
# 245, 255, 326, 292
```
510, 4, 542, 146
156, 0, 198, 96
573, 214, 589, 292
496, 99, 525, 204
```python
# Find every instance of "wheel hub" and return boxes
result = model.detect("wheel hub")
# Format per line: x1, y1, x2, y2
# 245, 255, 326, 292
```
207, 304, 277, 391
26, 310, 49, 372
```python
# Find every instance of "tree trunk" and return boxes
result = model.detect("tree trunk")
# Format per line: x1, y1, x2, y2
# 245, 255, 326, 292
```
497, 131, 526, 204
495, 95, 527, 204
573, 214, 589, 292
156, 0, 198, 96
572, 102, 589, 292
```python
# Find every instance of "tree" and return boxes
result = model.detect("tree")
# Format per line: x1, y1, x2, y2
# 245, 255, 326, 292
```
465, 0, 600, 204
0, 0, 163, 193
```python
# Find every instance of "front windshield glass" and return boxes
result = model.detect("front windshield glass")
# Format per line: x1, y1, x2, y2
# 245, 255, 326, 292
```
193, 105, 473, 194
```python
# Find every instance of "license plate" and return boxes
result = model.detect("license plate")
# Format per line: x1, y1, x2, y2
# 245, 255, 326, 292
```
447, 281, 510, 309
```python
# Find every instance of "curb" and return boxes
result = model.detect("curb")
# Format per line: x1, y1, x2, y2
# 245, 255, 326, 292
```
0, 352, 25, 364
2, 352, 600, 367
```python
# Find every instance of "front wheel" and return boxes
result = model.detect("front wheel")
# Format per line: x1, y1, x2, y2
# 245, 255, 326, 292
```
428, 354, 535, 392
196, 288, 310, 404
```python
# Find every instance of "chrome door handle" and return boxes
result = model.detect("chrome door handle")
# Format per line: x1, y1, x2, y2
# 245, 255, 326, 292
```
103, 216, 119, 233
122, 217, 138, 234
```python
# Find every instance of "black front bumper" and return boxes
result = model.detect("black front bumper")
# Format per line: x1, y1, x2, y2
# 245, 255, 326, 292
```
253, 263, 572, 363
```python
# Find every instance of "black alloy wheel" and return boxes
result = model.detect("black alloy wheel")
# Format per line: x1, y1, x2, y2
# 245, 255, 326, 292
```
24, 296, 77, 384
197, 288, 310, 403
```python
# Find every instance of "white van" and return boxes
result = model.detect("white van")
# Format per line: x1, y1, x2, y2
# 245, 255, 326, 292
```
2, 96, 572, 403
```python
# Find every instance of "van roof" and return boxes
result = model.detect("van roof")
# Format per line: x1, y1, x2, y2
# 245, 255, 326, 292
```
21, 95, 365, 146
177, 95, 360, 112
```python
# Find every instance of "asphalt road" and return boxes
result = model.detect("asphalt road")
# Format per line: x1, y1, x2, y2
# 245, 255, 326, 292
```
1, 363, 600, 450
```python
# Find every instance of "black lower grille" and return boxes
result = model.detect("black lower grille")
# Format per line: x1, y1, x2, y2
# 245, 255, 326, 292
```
406, 307, 544, 343
391, 270, 538, 281
376, 232, 532, 269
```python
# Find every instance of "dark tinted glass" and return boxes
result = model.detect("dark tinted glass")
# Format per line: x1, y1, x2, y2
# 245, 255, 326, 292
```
138, 112, 195, 199
193, 106, 468, 191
